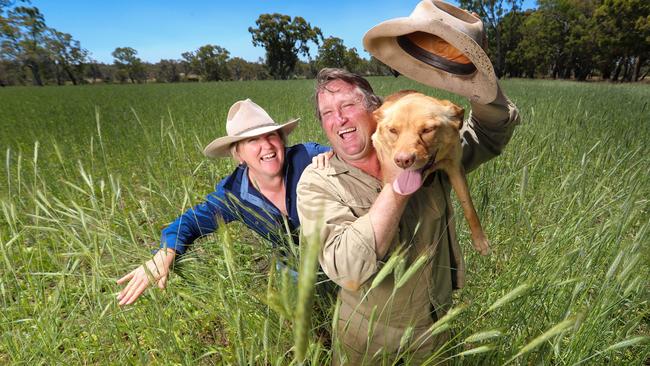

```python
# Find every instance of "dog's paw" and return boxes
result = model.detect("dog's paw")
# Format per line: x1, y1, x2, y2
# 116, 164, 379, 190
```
472, 235, 491, 256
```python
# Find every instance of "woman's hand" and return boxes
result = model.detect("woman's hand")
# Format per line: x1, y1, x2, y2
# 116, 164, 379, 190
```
116, 248, 176, 306
312, 151, 334, 169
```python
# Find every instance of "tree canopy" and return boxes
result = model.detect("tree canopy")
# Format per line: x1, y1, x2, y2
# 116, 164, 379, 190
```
112, 47, 146, 83
248, 13, 323, 80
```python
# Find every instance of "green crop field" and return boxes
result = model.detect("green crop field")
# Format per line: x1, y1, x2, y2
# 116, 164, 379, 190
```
0, 78, 648, 365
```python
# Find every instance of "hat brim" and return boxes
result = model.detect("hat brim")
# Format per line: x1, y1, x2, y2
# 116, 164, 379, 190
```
363, 13, 498, 104
203, 118, 299, 158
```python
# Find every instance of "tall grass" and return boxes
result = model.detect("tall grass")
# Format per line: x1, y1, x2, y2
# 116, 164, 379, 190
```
0, 79, 648, 364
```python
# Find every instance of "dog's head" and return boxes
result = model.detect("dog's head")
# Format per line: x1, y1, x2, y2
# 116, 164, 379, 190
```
372, 91, 464, 192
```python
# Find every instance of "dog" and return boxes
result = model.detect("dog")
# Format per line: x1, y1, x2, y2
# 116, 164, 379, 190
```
372, 90, 490, 255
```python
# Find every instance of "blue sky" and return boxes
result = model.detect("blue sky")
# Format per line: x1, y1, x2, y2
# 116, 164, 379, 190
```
34, 0, 537, 64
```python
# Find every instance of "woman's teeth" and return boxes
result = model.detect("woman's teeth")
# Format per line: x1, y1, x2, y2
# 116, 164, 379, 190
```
261, 152, 276, 161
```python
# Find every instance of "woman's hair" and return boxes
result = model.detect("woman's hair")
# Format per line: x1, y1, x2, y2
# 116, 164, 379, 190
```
314, 68, 383, 122
229, 130, 287, 165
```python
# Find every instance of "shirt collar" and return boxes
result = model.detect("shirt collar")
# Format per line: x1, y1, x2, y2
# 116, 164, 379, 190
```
326, 154, 350, 176
239, 165, 281, 216
327, 153, 383, 185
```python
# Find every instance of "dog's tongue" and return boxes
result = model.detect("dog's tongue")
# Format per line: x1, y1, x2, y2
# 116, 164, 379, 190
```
392, 170, 423, 195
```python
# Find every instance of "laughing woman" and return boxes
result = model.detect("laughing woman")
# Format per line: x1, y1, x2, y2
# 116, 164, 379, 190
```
116, 99, 329, 305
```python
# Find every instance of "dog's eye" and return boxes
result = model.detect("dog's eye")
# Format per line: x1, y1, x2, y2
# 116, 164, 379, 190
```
422, 127, 435, 134
388, 127, 398, 135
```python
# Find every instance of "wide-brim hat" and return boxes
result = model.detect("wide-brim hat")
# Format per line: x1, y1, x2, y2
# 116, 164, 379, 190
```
203, 99, 299, 158
363, 0, 498, 104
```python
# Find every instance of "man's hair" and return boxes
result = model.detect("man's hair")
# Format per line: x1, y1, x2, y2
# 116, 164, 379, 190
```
314, 68, 383, 121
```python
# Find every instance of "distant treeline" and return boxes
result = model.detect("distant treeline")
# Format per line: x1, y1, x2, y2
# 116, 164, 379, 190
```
1, 0, 648, 87
460, 0, 649, 82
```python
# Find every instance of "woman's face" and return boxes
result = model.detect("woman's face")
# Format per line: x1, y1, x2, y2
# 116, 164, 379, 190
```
235, 131, 285, 181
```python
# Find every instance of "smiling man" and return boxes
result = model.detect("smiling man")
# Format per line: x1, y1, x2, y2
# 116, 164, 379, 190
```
297, 65, 518, 364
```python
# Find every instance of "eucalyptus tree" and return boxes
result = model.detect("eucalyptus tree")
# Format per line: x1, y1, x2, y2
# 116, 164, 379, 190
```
248, 13, 322, 79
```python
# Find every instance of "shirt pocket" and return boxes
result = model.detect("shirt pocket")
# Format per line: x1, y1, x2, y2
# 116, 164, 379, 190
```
339, 195, 373, 218
336, 181, 376, 218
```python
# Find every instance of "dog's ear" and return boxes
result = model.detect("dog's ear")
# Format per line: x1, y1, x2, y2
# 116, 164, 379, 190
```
443, 101, 464, 130
452, 105, 465, 129
373, 108, 384, 123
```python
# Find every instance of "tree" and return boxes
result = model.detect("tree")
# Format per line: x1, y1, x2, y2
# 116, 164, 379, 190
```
366, 56, 393, 76
1, 2, 91, 86
112, 46, 146, 83
316, 37, 348, 69
2, 6, 48, 85
180, 45, 231, 81
156, 59, 180, 83
459, 0, 523, 77
345, 48, 363, 74
46, 29, 88, 85
191, 44, 230, 81
594, 0, 650, 81
227, 57, 267, 80
84, 57, 104, 83
248, 13, 322, 79
316, 37, 364, 74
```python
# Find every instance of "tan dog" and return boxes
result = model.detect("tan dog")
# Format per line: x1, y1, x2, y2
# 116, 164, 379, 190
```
372, 91, 490, 255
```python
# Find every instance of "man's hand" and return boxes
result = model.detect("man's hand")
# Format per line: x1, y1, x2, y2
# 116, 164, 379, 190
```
116, 248, 176, 306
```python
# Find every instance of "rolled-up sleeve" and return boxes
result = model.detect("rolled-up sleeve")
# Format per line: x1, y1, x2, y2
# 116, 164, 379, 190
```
461, 88, 521, 173
160, 181, 235, 254
297, 168, 378, 291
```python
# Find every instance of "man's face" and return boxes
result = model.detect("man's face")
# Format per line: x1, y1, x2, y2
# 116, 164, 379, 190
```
317, 79, 376, 162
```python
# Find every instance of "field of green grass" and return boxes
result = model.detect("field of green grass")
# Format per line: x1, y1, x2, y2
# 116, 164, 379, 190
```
0, 78, 648, 365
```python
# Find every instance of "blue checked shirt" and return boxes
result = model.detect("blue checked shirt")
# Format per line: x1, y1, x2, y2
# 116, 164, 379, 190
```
160, 143, 330, 254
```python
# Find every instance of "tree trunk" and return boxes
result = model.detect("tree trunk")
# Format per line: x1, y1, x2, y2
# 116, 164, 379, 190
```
631, 56, 644, 82
622, 57, 631, 82
63, 64, 78, 85
495, 27, 503, 78
611, 59, 622, 81
27, 60, 43, 86
54, 63, 64, 86
640, 68, 649, 81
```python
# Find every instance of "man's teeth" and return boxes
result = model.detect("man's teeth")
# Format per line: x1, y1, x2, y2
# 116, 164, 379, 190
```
338, 127, 356, 137
261, 152, 276, 161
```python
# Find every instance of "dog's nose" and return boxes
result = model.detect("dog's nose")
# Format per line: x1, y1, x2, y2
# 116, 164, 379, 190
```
394, 152, 415, 169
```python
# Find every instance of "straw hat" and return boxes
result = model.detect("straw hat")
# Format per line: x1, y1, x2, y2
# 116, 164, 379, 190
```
363, 0, 498, 104
203, 99, 299, 158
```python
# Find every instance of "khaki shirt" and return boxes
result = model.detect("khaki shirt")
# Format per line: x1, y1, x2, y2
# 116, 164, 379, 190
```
297, 95, 520, 327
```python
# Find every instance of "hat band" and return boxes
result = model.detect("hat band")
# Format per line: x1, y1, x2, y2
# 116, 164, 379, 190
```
397, 35, 477, 75
232, 122, 278, 137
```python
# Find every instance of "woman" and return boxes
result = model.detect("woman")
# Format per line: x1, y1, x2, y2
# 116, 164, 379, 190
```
117, 99, 330, 305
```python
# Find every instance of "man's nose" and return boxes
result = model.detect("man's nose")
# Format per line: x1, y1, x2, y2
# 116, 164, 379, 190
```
333, 108, 348, 125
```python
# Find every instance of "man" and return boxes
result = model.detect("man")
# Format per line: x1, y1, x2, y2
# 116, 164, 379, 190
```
297, 2, 520, 364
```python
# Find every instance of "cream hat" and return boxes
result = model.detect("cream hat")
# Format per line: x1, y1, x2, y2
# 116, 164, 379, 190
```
363, 0, 498, 104
203, 99, 299, 158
